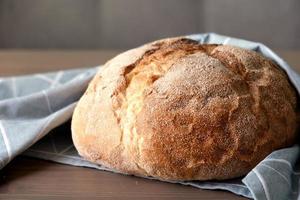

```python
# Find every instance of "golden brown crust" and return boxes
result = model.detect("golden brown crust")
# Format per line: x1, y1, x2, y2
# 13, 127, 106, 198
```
71, 38, 299, 180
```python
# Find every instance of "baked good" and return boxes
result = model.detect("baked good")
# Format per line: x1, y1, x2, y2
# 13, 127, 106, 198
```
71, 37, 299, 180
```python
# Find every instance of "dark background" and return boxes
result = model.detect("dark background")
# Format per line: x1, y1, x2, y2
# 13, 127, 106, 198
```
0, 0, 299, 49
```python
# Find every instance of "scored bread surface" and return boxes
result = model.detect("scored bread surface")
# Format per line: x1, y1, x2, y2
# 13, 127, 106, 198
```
71, 38, 298, 180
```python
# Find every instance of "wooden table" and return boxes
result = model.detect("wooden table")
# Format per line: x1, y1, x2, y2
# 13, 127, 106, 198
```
0, 50, 299, 200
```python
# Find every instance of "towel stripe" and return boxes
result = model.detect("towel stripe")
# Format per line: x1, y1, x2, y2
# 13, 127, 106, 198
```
0, 121, 12, 162
27, 149, 85, 161
222, 37, 231, 44
260, 163, 291, 187
253, 168, 271, 200
50, 71, 63, 88
35, 74, 53, 83
59, 145, 74, 154
0, 157, 4, 168
50, 134, 58, 153
29, 113, 57, 147
263, 158, 293, 169
11, 78, 17, 97
43, 90, 53, 113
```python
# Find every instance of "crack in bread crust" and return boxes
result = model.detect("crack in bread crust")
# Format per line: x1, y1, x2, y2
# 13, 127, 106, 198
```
134, 44, 298, 180
115, 39, 212, 172
207, 49, 270, 161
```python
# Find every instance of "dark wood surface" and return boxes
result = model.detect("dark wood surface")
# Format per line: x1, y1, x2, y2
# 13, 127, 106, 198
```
0, 50, 299, 200
0, 157, 246, 200
0, 50, 299, 77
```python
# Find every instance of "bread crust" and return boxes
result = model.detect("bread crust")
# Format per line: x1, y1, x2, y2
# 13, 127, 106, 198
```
71, 38, 298, 180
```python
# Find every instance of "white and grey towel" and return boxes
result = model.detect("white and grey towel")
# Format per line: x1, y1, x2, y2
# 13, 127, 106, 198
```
0, 33, 299, 200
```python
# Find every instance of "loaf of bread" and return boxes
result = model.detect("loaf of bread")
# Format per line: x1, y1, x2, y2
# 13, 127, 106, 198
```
71, 38, 299, 180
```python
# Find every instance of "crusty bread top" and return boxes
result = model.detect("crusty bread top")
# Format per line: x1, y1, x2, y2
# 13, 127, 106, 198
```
72, 38, 299, 180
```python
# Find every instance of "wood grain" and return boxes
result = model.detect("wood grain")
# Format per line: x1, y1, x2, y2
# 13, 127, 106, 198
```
0, 50, 299, 77
0, 157, 246, 200
0, 50, 121, 76
0, 50, 299, 200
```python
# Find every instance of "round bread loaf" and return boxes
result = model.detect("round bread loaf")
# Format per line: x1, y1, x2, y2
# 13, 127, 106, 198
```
71, 38, 299, 180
